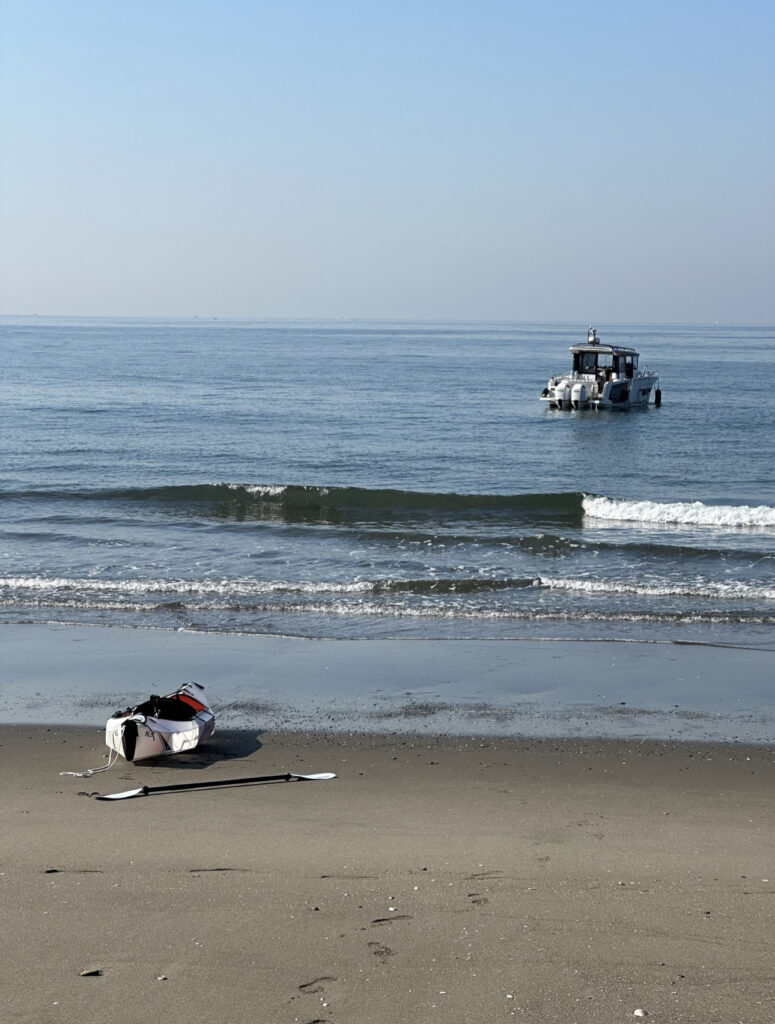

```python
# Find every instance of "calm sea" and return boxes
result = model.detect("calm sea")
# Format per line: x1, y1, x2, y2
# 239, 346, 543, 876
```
1, 317, 774, 649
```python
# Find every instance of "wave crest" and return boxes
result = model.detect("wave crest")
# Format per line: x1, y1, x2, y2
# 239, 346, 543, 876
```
583, 495, 775, 529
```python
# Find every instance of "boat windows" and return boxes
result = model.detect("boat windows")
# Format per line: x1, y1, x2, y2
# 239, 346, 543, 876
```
574, 351, 599, 374
605, 354, 637, 378
614, 355, 637, 378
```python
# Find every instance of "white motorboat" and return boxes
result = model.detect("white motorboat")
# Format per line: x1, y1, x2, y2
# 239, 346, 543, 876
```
105, 682, 215, 762
540, 328, 661, 410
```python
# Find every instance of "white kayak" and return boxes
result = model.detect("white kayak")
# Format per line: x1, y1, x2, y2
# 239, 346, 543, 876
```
105, 682, 215, 762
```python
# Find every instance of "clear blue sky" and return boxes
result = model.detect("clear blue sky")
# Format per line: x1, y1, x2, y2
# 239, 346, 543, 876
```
1, 0, 773, 321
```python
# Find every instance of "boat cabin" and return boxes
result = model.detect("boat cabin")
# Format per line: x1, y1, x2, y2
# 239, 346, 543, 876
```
572, 346, 639, 380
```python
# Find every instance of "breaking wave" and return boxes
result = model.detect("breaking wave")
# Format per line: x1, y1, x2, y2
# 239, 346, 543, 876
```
7, 483, 774, 532
583, 495, 775, 529
0, 574, 542, 599
538, 576, 775, 602
4, 573, 774, 603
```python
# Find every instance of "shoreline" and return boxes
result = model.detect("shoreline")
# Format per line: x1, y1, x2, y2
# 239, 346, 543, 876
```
3, 724, 774, 1022
2, 622, 775, 743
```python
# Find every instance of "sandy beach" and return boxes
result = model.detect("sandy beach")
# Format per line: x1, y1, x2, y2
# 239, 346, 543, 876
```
3, 723, 774, 1024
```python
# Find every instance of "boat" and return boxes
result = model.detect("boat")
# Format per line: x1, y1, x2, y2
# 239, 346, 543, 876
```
540, 328, 661, 410
105, 682, 215, 762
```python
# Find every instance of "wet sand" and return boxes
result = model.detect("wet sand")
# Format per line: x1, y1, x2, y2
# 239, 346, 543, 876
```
3, 724, 774, 1023
2, 623, 775, 742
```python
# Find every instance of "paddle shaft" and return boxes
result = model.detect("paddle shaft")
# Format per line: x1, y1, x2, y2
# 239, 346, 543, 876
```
144, 772, 317, 795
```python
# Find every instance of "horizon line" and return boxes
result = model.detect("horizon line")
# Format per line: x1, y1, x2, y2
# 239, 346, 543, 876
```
2, 312, 773, 329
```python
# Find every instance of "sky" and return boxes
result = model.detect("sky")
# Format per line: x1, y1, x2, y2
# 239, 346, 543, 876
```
1, 0, 773, 322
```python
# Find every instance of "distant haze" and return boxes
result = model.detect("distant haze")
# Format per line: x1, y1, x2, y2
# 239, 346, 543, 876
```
1, 0, 773, 322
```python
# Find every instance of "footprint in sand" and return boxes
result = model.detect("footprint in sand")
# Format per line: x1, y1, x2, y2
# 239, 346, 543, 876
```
298, 976, 337, 996
367, 941, 393, 958
467, 892, 490, 906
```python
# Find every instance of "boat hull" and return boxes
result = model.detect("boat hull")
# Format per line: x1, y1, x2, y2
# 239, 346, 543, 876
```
541, 372, 659, 409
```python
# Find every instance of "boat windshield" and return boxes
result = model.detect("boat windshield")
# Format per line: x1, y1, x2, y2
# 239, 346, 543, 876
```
574, 351, 599, 374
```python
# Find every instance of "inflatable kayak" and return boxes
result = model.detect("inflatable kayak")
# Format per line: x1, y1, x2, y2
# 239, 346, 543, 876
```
105, 682, 215, 762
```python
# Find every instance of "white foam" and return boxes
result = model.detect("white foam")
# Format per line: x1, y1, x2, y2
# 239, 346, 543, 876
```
0, 575, 374, 596
538, 576, 775, 601
4, 572, 775, 604
229, 483, 287, 496
583, 495, 775, 529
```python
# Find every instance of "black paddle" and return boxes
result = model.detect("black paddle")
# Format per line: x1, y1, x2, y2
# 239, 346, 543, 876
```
95, 771, 336, 800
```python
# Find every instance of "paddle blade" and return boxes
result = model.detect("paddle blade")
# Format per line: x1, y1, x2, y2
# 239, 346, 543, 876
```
95, 787, 148, 801
293, 772, 337, 781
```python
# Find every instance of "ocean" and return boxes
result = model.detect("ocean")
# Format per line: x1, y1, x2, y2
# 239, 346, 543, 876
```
1, 316, 774, 652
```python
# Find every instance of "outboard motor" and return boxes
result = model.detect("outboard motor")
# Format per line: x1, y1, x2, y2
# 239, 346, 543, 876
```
571, 382, 588, 409
556, 382, 571, 409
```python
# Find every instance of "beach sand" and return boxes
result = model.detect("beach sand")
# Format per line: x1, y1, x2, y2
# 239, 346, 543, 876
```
3, 724, 774, 1023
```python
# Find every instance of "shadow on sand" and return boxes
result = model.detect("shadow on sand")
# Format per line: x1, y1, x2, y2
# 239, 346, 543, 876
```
137, 728, 263, 771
